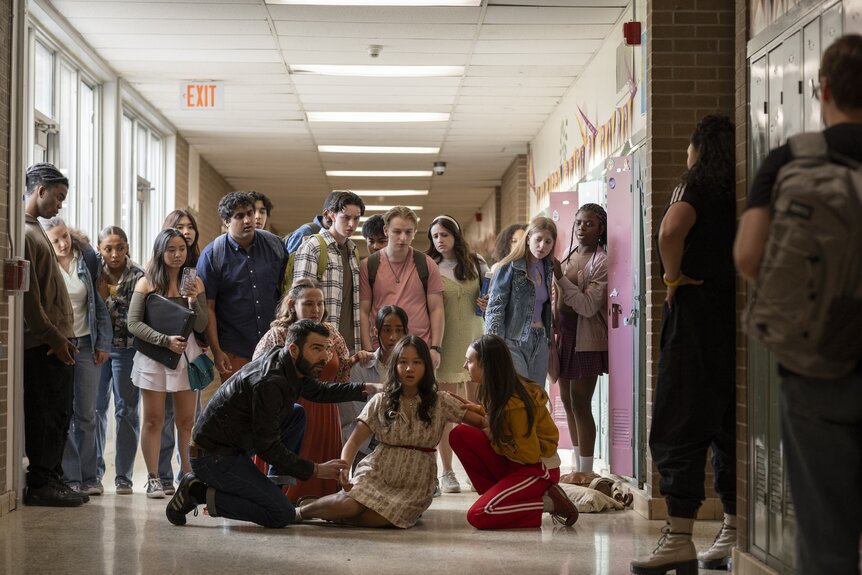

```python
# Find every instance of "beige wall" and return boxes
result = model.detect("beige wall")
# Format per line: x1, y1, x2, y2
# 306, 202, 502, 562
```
174, 135, 234, 248
499, 155, 528, 228
0, 0, 13, 513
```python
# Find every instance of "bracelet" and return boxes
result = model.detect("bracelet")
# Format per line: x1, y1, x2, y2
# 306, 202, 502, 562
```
430, 345, 443, 354
662, 273, 683, 287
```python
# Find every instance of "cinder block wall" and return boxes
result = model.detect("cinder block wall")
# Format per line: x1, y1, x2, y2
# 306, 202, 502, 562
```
174, 135, 233, 248
499, 155, 528, 228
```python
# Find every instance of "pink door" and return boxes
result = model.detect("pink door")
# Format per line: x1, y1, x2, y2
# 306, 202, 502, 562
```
605, 156, 634, 476
547, 190, 579, 450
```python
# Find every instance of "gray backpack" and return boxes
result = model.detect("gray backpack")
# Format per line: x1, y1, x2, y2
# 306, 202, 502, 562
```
743, 132, 862, 378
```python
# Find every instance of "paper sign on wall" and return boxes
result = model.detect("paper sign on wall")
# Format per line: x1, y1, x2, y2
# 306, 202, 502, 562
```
180, 81, 223, 110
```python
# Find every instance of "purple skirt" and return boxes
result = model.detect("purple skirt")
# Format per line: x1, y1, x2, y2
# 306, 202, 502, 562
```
557, 311, 609, 380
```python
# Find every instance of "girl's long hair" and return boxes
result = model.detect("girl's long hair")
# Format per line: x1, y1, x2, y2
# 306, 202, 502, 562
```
375, 305, 409, 348
162, 209, 201, 267
683, 115, 735, 198
471, 334, 536, 443
562, 203, 607, 265
493, 224, 526, 263
271, 278, 327, 329
145, 228, 186, 296
496, 216, 557, 271
383, 335, 437, 427
426, 215, 481, 282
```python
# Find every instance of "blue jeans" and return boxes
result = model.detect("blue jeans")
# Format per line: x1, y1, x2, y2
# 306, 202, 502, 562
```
191, 405, 306, 528
506, 327, 550, 386
781, 369, 862, 575
96, 347, 140, 485
62, 336, 102, 487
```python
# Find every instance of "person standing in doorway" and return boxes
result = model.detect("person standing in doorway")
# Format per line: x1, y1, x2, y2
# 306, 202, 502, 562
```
631, 115, 736, 575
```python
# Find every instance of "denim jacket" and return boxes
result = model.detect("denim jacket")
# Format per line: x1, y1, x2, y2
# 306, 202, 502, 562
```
76, 247, 113, 353
485, 256, 553, 342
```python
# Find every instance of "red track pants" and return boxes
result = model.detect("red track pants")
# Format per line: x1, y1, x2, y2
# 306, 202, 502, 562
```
449, 424, 559, 529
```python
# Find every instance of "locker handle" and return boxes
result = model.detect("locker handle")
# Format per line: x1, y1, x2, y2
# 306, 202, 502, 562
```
610, 303, 622, 329
764, 101, 768, 115
798, 80, 803, 95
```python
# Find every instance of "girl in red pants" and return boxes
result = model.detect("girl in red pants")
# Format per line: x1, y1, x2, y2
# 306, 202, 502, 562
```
450, 334, 578, 529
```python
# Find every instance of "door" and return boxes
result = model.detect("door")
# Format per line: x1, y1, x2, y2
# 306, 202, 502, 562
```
547, 190, 579, 450
605, 155, 634, 477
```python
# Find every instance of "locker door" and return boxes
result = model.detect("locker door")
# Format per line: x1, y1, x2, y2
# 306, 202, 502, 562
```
750, 55, 769, 172
822, 2, 844, 51
847, 0, 862, 35
767, 45, 785, 149
782, 32, 803, 140
803, 19, 822, 132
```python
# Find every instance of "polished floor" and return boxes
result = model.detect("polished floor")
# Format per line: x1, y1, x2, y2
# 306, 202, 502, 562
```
0, 467, 729, 575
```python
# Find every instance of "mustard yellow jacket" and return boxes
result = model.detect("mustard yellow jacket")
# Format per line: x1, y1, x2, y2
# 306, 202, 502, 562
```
491, 384, 560, 468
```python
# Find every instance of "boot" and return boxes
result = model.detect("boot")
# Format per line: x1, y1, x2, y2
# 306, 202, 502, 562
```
630, 516, 698, 575
697, 514, 736, 570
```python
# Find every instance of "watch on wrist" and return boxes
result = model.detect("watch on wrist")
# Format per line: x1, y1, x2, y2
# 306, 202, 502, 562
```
430, 345, 443, 354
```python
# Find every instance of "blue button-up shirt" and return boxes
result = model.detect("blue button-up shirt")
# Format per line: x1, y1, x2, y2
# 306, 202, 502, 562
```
198, 231, 287, 359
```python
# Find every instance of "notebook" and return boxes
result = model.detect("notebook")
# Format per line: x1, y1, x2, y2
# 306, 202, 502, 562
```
132, 293, 196, 369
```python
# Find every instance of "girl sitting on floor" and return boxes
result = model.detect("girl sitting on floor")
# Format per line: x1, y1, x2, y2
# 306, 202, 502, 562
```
449, 334, 579, 529
296, 335, 486, 528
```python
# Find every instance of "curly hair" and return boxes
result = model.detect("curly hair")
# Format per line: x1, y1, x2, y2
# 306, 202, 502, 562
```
493, 224, 527, 263
683, 115, 735, 197
271, 278, 327, 329
563, 203, 607, 264
426, 215, 482, 282
383, 335, 437, 427
217, 191, 255, 222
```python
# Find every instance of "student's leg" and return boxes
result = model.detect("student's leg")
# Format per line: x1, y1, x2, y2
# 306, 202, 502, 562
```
299, 491, 372, 523
557, 378, 579, 452
158, 396, 176, 485
466, 463, 553, 529
436, 382, 459, 481
112, 347, 140, 486
571, 374, 599, 468
449, 424, 509, 494
140, 389, 167, 477
171, 390, 197, 475
94, 355, 114, 483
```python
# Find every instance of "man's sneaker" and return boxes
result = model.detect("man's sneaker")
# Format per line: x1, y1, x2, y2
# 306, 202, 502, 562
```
161, 478, 175, 496
166, 473, 203, 526
146, 476, 165, 499
115, 480, 133, 495
62, 482, 90, 503
23, 483, 84, 507
83, 480, 104, 496
440, 471, 461, 494
544, 484, 578, 526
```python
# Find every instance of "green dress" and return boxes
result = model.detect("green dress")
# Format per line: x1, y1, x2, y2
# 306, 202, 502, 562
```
437, 274, 485, 383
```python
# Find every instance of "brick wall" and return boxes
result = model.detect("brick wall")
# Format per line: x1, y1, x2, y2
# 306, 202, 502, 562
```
499, 155, 528, 227
0, 0, 12, 506
641, 0, 736, 519
175, 135, 189, 211
173, 135, 233, 248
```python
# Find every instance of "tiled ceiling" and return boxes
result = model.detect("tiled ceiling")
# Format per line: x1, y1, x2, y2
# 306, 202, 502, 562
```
52, 0, 626, 234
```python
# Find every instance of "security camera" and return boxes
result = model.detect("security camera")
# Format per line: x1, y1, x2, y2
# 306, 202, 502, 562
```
368, 44, 383, 58
433, 161, 447, 176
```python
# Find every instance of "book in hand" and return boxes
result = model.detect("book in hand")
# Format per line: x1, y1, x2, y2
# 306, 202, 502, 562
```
132, 293, 196, 369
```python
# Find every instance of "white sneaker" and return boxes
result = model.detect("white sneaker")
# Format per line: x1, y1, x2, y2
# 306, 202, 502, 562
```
146, 476, 165, 499
440, 471, 461, 494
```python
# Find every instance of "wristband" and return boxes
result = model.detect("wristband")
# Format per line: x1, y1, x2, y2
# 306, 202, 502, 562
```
430, 345, 443, 354
662, 273, 683, 287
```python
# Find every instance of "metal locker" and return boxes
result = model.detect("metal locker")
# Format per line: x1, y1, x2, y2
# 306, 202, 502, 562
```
845, 0, 862, 35
822, 2, 844, 52
803, 18, 822, 132
767, 45, 785, 149
750, 56, 769, 171
782, 32, 803, 141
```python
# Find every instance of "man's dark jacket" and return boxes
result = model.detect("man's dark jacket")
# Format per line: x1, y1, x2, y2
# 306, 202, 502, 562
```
192, 345, 366, 480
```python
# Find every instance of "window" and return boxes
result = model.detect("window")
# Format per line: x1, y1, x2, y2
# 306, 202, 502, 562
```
122, 113, 165, 263
34, 41, 53, 117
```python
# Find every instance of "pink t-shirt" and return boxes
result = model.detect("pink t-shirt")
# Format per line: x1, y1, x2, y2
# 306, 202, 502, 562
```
359, 249, 445, 346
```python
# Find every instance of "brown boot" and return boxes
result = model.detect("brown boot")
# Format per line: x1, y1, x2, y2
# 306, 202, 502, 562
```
697, 514, 736, 570
630, 516, 698, 575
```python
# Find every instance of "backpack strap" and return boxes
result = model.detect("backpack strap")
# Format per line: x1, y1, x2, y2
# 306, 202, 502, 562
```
81, 247, 100, 283
212, 234, 227, 273
367, 251, 381, 289
368, 249, 428, 293
314, 233, 327, 281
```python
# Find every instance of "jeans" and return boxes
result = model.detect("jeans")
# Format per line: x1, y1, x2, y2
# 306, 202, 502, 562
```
96, 347, 140, 485
781, 370, 862, 575
191, 405, 306, 528
62, 336, 103, 487
159, 396, 178, 484
505, 328, 550, 386
23, 345, 74, 488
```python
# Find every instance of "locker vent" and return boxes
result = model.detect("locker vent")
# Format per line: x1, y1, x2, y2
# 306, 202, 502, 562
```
755, 443, 768, 504
769, 448, 783, 511
611, 408, 631, 446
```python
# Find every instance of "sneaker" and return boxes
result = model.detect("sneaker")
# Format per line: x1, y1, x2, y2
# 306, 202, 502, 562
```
166, 473, 203, 526
62, 482, 91, 503
23, 483, 84, 507
544, 484, 578, 526
115, 479, 133, 495
440, 471, 461, 494
161, 478, 175, 496
146, 476, 165, 499
83, 480, 104, 496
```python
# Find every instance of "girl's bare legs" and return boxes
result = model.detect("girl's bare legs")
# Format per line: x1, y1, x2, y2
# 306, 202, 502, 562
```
171, 390, 197, 474
570, 375, 600, 459
140, 389, 167, 476
558, 379, 580, 449
300, 492, 393, 527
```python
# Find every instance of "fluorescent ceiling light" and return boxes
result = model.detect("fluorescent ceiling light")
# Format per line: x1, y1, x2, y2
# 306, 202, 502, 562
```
327, 170, 432, 177
360, 216, 422, 223
308, 112, 449, 123
319, 145, 439, 155
271, 0, 478, 5
351, 190, 429, 197
365, 205, 424, 211
290, 65, 464, 77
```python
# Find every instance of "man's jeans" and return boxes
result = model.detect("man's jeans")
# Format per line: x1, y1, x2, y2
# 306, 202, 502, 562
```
96, 347, 140, 485
191, 404, 306, 528
506, 327, 550, 386
781, 369, 862, 575
62, 336, 102, 487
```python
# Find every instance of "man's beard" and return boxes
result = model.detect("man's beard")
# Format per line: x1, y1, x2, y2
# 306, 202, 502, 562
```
295, 354, 326, 378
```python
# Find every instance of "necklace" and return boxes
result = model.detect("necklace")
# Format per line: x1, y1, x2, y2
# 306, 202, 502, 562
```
385, 251, 411, 284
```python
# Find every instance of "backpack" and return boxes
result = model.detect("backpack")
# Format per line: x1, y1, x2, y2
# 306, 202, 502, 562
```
212, 230, 286, 289
282, 233, 359, 293
367, 249, 429, 293
284, 220, 322, 256
743, 132, 862, 379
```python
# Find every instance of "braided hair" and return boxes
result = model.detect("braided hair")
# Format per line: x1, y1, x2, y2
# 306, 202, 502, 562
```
563, 203, 607, 264
683, 115, 735, 197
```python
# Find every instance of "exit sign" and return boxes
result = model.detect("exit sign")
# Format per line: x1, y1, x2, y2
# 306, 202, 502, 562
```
180, 81, 223, 110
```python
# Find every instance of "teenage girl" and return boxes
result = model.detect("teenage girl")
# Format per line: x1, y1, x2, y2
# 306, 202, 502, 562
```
449, 334, 578, 529
485, 216, 557, 385
552, 203, 609, 474
296, 336, 486, 528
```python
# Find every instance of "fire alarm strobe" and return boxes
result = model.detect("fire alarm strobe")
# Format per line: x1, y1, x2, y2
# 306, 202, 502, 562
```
623, 21, 642, 46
